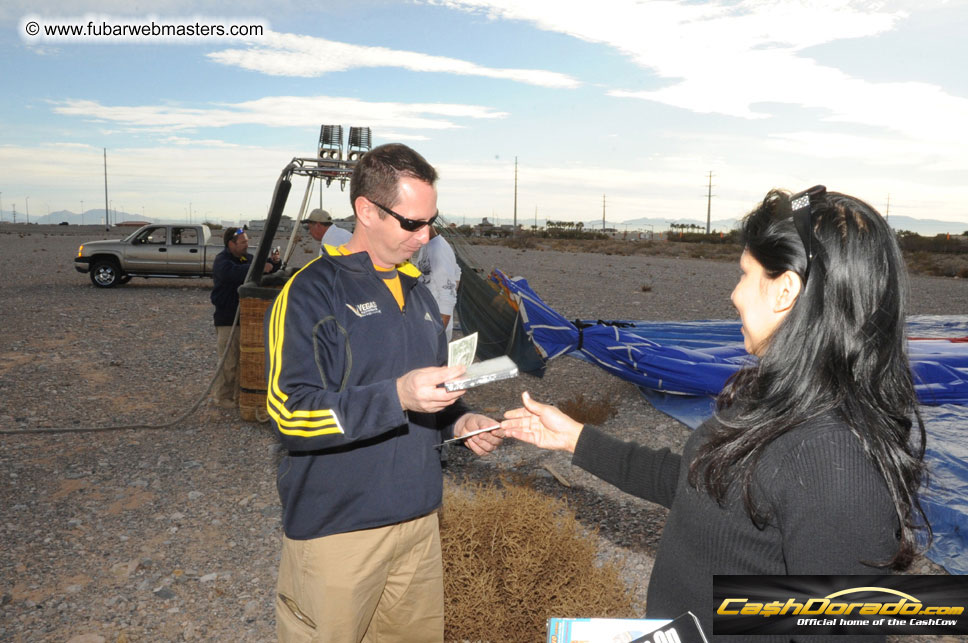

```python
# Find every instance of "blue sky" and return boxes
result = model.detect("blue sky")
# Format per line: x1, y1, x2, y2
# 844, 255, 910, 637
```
2, 0, 967, 229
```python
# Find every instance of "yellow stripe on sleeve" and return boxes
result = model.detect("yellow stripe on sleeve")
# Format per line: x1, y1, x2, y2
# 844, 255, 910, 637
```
266, 259, 345, 437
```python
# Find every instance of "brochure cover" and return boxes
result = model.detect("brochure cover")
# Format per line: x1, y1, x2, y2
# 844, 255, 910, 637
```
547, 612, 708, 643
546, 617, 670, 643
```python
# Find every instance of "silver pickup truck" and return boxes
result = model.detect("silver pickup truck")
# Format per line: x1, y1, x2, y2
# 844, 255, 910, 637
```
74, 223, 221, 287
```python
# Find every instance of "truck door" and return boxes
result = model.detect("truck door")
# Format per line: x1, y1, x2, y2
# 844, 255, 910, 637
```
166, 226, 203, 274
126, 226, 170, 271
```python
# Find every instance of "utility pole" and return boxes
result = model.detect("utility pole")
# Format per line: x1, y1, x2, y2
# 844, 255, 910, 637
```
12, 203, 16, 223
705, 171, 715, 234
103, 148, 109, 229
602, 194, 606, 231
25, 196, 29, 224
885, 194, 891, 223
513, 156, 518, 235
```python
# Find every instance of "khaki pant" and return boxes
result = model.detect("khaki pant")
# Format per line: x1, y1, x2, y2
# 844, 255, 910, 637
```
276, 513, 444, 643
213, 325, 240, 402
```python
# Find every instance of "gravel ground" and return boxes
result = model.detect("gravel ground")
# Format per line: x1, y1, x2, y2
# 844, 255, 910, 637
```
1, 224, 964, 642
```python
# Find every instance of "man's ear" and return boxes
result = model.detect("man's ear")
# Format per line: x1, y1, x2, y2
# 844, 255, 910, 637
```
773, 270, 803, 313
353, 197, 375, 229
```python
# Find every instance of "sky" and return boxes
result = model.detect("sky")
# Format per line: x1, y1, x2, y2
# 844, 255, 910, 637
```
1, 0, 967, 230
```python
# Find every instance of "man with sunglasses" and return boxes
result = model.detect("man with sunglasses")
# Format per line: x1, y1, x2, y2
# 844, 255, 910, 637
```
268, 144, 502, 642
210, 226, 278, 411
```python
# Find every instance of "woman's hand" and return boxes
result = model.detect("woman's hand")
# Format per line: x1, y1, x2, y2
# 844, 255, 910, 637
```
501, 392, 583, 453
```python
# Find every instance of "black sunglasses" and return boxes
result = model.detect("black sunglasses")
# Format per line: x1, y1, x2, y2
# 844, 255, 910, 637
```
368, 199, 438, 232
789, 185, 826, 281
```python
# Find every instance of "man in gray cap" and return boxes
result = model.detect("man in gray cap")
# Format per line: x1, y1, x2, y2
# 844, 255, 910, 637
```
305, 208, 352, 254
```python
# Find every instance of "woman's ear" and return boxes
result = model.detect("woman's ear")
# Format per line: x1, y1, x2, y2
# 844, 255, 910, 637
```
773, 270, 803, 313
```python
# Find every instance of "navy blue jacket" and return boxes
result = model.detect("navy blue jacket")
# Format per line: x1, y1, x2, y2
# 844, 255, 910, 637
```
211, 248, 252, 326
266, 246, 465, 539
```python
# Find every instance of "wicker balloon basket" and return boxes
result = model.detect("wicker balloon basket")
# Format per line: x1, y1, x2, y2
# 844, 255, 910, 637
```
238, 290, 279, 421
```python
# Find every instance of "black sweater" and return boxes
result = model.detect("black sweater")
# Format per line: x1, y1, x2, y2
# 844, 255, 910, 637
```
572, 414, 897, 642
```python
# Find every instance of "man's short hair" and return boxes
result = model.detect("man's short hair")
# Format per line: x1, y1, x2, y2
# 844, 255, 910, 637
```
223, 227, 244, 247
349, 143, 438, 215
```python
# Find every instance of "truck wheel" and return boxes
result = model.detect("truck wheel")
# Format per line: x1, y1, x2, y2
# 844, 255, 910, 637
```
90, 260, 122, 288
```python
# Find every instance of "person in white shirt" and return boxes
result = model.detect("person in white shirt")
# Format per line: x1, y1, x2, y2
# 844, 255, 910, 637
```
413, 226, 461, 340
305, 208, 353, 253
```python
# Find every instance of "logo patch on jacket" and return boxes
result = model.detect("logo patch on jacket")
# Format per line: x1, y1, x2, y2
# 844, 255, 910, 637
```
346, 301, 380, 318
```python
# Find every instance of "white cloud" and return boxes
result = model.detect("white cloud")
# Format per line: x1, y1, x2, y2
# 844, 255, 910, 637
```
50, 95, 508, 133
765, 129, 968, 173
438, 0, 968, 150
0, 141, 305, 221
207, 30, 580, 88
161, 135, 241, 147
379, 131, 431, 142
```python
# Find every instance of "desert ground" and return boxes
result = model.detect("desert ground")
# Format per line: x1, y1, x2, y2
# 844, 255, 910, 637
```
1, 223, 964, 642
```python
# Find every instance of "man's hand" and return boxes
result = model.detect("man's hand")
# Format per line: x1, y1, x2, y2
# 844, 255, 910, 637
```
454, 413, 503, 456
396, 365, 466, 413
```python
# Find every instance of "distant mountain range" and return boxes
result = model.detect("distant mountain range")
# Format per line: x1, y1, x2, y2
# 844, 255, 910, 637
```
3, 209, 142, 226
4, 209, 967, 237
4, 209, 213, 227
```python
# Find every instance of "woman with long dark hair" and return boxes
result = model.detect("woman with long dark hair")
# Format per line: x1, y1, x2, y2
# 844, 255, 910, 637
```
501, 187, 928, 640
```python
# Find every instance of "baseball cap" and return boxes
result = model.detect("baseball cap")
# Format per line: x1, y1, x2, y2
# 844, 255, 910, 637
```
306, 208, 333, 224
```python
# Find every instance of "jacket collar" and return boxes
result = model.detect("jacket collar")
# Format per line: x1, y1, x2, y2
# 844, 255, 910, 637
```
322, 244, 422, 280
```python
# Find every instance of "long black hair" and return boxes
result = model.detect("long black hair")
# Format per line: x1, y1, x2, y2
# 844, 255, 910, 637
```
689, 188, 928, 569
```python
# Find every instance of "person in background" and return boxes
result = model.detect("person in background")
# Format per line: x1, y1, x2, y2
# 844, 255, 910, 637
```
413, 224, 461, 340
210, 227, 278, 410
268, 143, 503, 642
304, 207, 352, 254
501, 186, 928, 642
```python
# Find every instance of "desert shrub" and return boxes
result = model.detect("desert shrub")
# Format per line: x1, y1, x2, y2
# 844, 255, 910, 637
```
905, 251, 968, 278
667, 231, 739, 244
558, 392, 619, 426
898, 233, 968, 254
441, 479, 641, 642
505, 235, 538, 250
